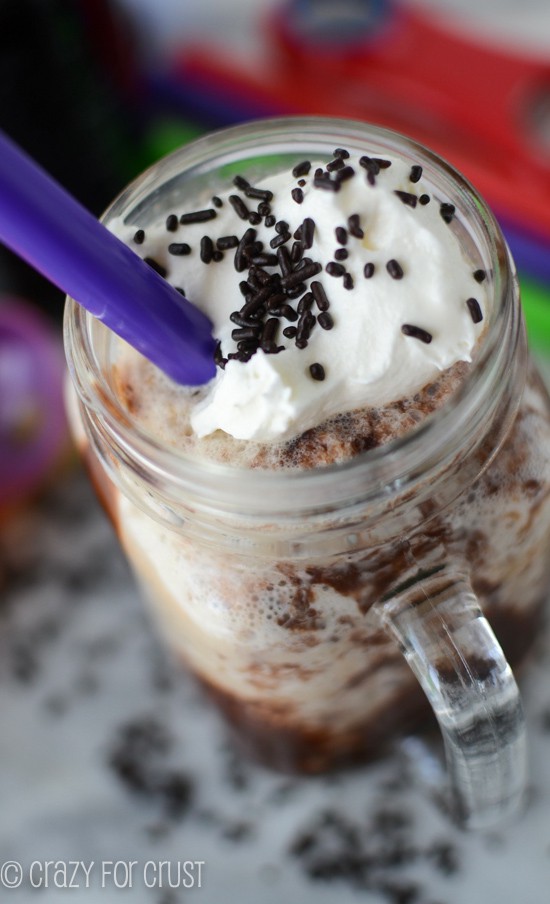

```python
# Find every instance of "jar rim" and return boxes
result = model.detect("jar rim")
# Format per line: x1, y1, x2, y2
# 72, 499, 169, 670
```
64, 116, 523, 519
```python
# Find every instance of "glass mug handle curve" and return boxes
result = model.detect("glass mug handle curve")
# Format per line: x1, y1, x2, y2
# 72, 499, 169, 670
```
380, 574, 526, 829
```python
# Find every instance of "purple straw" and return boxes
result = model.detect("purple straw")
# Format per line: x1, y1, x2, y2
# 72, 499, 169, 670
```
0, 130, 216, 385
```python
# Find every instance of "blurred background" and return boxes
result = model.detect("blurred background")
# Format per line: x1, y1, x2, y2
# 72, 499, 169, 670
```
2, 7, 550, 900
1, 0, 550, 515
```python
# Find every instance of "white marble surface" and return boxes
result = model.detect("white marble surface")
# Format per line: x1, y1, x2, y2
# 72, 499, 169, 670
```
2, 461, 550, 903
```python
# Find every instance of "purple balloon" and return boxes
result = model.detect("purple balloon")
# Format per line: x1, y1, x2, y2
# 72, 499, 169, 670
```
0, 299, 67, 508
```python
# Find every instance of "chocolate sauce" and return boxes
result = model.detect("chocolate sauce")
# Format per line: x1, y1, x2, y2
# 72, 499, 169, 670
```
190, 592, 543, 774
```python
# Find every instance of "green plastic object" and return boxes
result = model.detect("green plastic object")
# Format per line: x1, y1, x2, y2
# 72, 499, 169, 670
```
520, 275, 550, 355
141, 118, 205, 167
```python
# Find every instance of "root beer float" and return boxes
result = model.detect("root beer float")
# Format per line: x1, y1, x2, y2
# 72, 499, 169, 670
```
65, 118, 550, 827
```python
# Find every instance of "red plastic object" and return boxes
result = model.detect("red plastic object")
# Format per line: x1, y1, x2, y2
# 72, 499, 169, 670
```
171, 1, 550, 242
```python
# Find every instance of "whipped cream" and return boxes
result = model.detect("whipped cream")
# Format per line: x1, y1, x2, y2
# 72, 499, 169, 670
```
111, 153, 487, 442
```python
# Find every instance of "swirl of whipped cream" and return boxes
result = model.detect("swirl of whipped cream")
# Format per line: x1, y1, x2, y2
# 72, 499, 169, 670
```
112, 152, 487, 442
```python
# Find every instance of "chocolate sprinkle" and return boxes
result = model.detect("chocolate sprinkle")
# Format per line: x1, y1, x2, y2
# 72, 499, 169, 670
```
234, 227, 257, 272
291, 241, 304, 264
230, 312, 256, 328
237, 339, 258, 354
359, 156, 380, 185
267, 293, 287, 310
466, 297, 483, 323
313, 173, 340, 192
261, 317, 279, 351
347, 214, 364, 238
287, 282, 306, 299
240, 296, 265, 320
250, 267, 271, 286
214, 341, 226, 367
217, 235, 239, 250
394, 190, 417, 208
270, 232, 291, 249
318, 311, 334, 330
133, 229, 145, 244
297, 292, 314, 314
278, 304, 299, 322
292, 160, 311, 178
386, 259, 404, 280
419, 194, 430, 205
243, 241, 264, 262
281, 260, 322, 288
179, 208, 216, 224
297, 310, 315, 344
244, 185, 273, 202
252, 252, 278, 267
162, 155, 448, 373
108, 716, 194, 818
311, 281, 330, 311
231, 326, 260, 342
277, 246, 292, 276
200, 236, 214, 264
229, 194, 250, 220
401, 323, 432, 343
212, 196, 223, 208
473, 269, 487, 283
336, 165, 355, 183
233, 175, 250, 191
168, 242, 191, 256
143, 257, 166, 278
309, 362, 326, 381
326, 261, 346, 277
302, 218, 316, 249
440, 202, 456, 224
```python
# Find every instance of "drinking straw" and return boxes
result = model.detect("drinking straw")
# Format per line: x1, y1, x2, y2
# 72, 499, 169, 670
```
0, 130, 216, 385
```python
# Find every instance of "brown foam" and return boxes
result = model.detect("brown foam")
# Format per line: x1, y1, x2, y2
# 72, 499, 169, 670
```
188, 595, 543, 774
113, 354, 470, 471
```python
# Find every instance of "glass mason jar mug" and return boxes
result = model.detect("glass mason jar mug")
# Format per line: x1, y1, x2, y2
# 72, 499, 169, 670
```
64, 118, 550, 829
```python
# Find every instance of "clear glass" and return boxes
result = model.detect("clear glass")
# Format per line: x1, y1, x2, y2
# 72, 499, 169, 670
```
64, 118, 550, 829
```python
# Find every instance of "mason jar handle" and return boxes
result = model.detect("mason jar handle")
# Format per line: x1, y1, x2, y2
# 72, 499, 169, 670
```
380, 573, 526, 829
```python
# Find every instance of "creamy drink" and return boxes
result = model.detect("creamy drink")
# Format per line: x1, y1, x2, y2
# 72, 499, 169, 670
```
65, 119, 550, 827
110, 149, 486, 461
